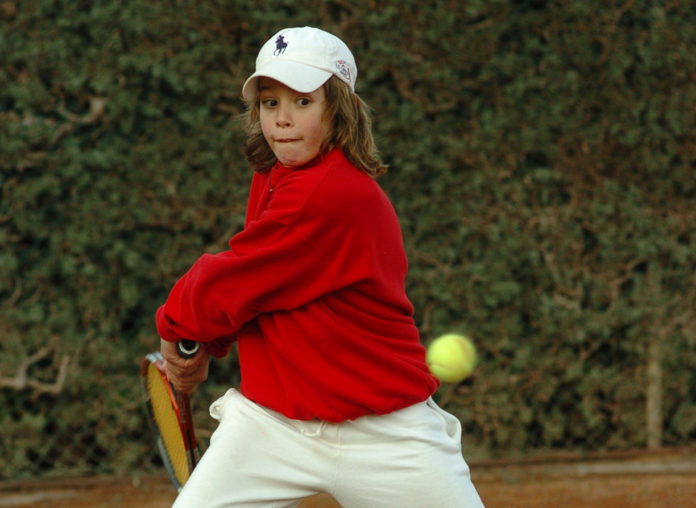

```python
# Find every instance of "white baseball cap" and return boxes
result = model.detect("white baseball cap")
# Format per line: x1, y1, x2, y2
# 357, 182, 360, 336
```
242, 26, 357, 102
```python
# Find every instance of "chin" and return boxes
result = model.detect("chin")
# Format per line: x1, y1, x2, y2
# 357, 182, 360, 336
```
278, 156, 311, 168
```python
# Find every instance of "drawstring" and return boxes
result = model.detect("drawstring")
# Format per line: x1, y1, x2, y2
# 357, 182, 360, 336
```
300, 420, 328, 438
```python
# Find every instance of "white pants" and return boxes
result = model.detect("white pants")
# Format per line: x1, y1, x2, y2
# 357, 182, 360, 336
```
173, 389, 484, 508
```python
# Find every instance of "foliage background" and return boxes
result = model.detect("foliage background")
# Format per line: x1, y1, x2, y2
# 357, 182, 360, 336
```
1, 0, 695, 479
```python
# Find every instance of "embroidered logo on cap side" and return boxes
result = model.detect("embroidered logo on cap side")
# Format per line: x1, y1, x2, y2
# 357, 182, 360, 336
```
274, 35, 288, 56
336, 60, 351, 82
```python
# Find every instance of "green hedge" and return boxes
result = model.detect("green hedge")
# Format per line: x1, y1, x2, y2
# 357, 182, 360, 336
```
1, 0, 694, 478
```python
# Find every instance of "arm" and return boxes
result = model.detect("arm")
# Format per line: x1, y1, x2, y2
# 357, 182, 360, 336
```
157, 217, 335, 343
156, 169, 338, 348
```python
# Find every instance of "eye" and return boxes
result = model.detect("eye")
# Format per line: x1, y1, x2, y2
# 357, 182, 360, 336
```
261, 98, 277, 108
297, 97, 311, 106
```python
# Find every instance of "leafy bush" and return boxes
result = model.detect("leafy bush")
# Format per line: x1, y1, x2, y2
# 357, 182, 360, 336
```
1, 0, 694, 477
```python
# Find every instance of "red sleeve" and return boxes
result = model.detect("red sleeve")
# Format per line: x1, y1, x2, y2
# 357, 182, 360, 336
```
156, 166, 342, 350
157, 220, 335, 335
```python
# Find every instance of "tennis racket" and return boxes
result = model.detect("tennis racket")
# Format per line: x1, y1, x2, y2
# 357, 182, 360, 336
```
141, 339, 201, 491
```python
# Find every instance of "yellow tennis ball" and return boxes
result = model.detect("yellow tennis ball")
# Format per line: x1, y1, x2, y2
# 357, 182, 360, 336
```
426, 333, 477, 383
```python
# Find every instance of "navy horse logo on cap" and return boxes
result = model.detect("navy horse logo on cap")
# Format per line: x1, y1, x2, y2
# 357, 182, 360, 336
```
274, 35, 288, 56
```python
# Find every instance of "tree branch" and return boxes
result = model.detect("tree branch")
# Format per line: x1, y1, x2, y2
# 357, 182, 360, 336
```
0, 346, 70, 396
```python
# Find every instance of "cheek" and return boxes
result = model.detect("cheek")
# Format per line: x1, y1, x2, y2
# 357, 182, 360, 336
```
259, 112, 272, 140
311, 117, 332, 148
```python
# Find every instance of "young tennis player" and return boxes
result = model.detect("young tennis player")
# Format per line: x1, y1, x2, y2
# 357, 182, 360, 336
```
157, 26, 484, 507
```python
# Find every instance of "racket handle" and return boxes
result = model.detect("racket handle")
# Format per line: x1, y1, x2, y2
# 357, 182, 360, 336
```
176, 340, 200, 359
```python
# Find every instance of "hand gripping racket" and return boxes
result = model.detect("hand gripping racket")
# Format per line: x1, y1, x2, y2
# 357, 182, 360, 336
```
141, 339, 201, 491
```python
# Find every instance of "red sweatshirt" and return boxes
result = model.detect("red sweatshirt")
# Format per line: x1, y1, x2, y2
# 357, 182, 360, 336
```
157, 149, 439, 421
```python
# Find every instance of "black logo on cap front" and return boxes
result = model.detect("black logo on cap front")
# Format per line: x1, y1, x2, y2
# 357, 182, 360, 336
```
274, 35, 288, 56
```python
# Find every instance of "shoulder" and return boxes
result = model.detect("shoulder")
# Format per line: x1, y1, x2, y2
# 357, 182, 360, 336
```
313, 150, 390, 213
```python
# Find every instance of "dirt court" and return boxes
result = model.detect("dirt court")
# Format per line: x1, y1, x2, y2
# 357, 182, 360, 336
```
1, 448, 694, 508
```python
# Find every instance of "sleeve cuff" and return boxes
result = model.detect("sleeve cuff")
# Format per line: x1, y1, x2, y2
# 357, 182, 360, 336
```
156, 305, 181, 342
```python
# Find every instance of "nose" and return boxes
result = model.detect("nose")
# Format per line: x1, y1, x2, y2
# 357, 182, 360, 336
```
276, 103, 292, 127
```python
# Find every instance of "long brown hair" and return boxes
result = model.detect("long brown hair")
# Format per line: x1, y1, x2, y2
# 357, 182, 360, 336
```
242, 76, 388, 178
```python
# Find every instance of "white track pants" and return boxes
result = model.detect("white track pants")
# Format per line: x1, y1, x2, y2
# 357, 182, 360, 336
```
173, 388, 485, 507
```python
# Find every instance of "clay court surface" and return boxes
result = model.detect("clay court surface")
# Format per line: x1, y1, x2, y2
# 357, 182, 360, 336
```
1, 448, 694, 508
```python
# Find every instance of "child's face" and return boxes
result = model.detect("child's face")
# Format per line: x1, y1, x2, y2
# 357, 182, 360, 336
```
259, 78, 331, 168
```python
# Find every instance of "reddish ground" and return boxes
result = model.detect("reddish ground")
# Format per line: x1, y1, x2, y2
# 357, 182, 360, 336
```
1, 448, 694, 508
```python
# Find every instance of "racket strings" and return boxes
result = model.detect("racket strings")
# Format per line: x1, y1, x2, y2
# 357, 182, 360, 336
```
146, 364, 190, 486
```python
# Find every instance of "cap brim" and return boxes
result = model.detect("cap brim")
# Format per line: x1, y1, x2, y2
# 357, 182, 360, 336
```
242, 60, 332, 102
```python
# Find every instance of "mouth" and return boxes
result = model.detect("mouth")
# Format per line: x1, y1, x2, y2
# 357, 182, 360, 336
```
275, 138, 299, 143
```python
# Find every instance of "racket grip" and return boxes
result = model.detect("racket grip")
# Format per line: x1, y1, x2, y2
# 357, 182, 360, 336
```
176, 340, 200, 359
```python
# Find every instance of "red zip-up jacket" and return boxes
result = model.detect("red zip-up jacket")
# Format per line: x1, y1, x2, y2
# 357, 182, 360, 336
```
156, 149, 438, 421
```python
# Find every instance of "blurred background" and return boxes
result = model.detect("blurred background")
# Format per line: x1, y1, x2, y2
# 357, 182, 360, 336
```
1, 0, 695, 481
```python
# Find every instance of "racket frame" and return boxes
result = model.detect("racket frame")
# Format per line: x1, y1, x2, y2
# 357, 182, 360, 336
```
141, 350, 200, 491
